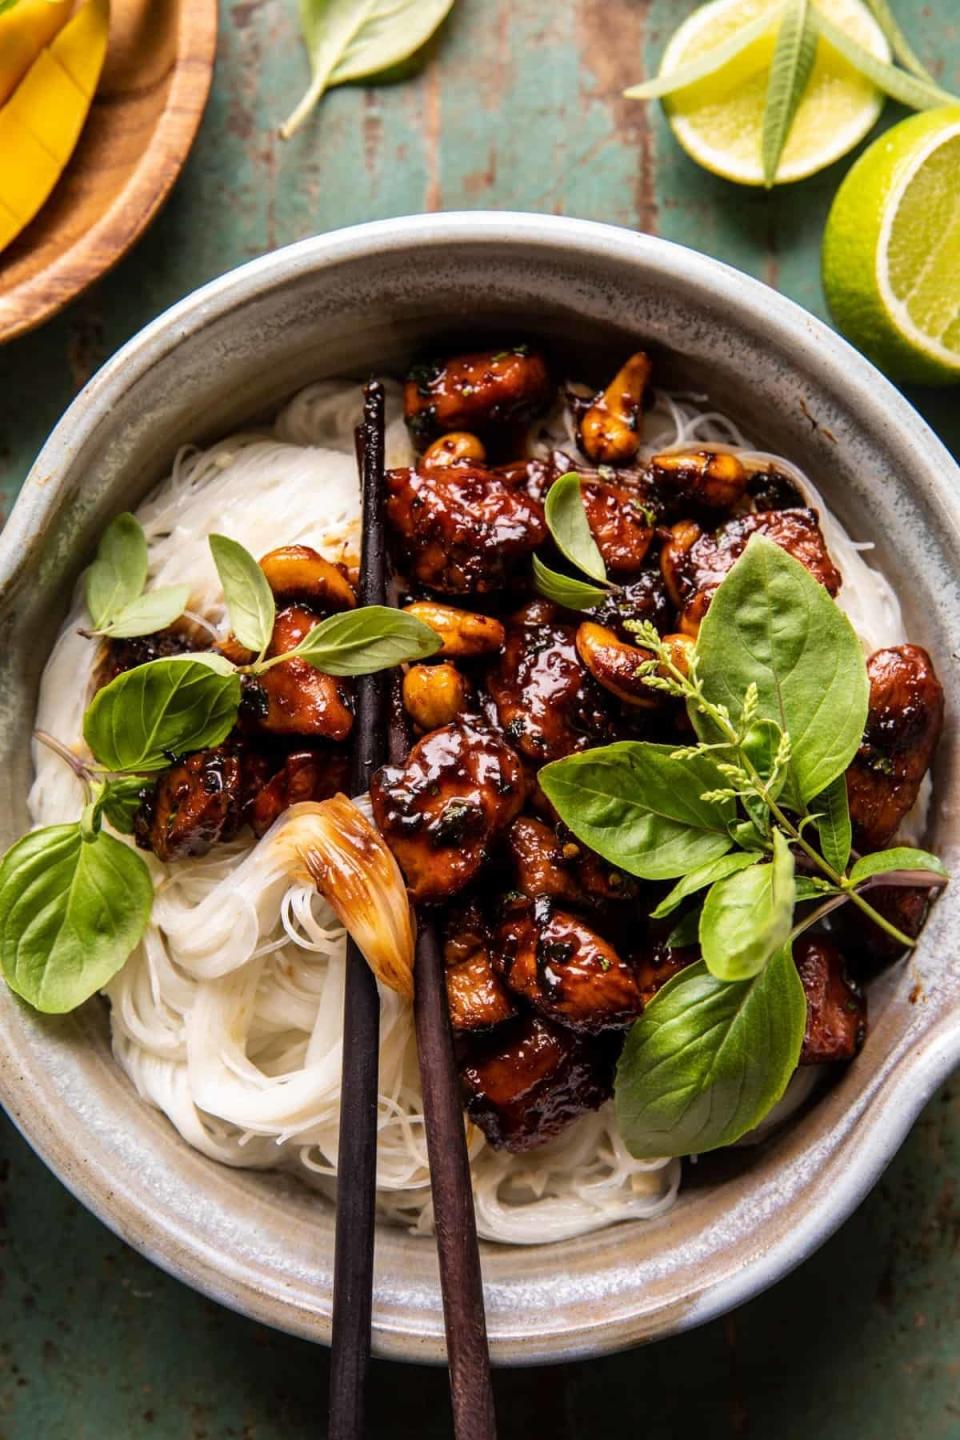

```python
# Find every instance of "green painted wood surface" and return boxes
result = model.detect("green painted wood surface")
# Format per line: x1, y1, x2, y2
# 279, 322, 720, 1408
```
1, 2, 959, 1434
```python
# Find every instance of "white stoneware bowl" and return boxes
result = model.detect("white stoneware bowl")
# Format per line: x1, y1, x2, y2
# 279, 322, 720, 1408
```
0, 214, 957, 1364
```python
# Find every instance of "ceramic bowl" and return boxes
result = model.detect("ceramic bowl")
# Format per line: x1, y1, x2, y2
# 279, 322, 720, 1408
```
0, 214, 957, 1365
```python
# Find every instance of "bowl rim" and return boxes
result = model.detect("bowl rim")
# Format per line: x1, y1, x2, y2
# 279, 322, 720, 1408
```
2, 212, 959, 1364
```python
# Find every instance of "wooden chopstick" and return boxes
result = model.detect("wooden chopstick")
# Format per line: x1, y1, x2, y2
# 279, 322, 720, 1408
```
330, 378, 496, 1438
414, 923, 498, 1439
329, 381, 388, 1440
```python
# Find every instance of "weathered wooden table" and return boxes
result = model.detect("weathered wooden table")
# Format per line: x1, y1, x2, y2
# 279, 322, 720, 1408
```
1, 3, 958, 1435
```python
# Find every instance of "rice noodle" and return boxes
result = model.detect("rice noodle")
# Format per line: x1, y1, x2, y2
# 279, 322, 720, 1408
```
28, 377, 917, 1245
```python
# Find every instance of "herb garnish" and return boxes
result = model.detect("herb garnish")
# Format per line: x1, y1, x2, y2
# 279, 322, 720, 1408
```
0, 531, 439, 1013
533, 472, 617, 610
84, 513, 189, 639
280, 0, 455, 139
542, 534, 948, 1158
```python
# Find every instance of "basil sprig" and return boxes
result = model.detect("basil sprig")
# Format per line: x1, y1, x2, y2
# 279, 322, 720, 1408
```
533, 472, 617, 611
281, 0, 455, 139
210, 533, 276, 658
0, 825, 153, 1014
615, 947, 807, 1160
85, 513, 189, 640
544, 534, 948, 1157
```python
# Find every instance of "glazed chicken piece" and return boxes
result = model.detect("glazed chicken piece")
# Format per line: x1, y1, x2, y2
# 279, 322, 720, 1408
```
487, 600, 617, 763
241, 604, 354, 740
369, 720, 526, 903
134, 743, 270, 862
386, 463, 546, 595
578, 477, 655, 575
577, 352, 652, 466
94, 626, 194, 691
506, 815, 636, 907
649, 449, 749, 513
493, 450, 571, 505
460, 1014, 615, 1152
661, 508, 842, 634
794, 936, 866, 1064
494, 899, 644, 1034
443, 900, 517, 1033
834, 882, 932, 971
846, 645, 944, 852
249, 747, 351, 838
633, 937, 699, 1004
587, 567, 675, 639
404, 348, 552, 448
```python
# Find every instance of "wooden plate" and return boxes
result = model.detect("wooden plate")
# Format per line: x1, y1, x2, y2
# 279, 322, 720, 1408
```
0, 0, 217, 344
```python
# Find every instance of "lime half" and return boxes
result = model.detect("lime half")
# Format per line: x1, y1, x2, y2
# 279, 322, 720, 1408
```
660, 0, 889, 186
823, 107, 960, 386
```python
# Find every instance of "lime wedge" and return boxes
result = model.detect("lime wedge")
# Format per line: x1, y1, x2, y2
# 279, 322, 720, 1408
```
659, 0, 889, 186
823, 107, 960, 385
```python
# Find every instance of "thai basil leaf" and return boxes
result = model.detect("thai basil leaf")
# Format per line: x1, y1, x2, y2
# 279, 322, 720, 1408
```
614, 945, 806, 1159
815, 773, 852, 875
695, 536, 869, 805
85, 513, 148, 631
0, 824, 153, 1013
761, 0, 816, 187
281, 0, 455, 138
850, 847, 948, 885
811, 11, 958, 109
532, 555, 611, 611
624, 6, 785, 99
700, 829, 795, 981
97, 777, 149, 835
209, 534, 276, 656
289, 605, 441, 675
862, 0, 936, 82
544, 472, 607, 583
99, 585, 191, 640
651, 850, 760, 920
83, 658, 242, 772
539, 742, 735, 881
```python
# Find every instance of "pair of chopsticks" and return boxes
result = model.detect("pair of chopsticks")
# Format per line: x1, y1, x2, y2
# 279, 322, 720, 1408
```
328, 382, 496, 1439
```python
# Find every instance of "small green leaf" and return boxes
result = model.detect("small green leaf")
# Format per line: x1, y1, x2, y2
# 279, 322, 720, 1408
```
288, 605, 441, 675
97, 777, 149, 835
0, 825, 153, 1013
83, 658, 242, 773
811, 10, 958, 110
209, 534, 276, 656
539, 742, 736, 881
544, 472, 607, 583
862, 0, 937, 83
624, 6, 785, 99
667, 906, 703, 949
281, 0, 454, 138
651, 850, 760, 919
700, 829, 796, 981
762, 0, 816, 187
85, 513, 148, 631
815, 773, 852, 875
850, 847, 949, 885
614, 946, 806, 1159
695, 536, 870, 805
99, 585, 191, 640
532, 555, 611, 611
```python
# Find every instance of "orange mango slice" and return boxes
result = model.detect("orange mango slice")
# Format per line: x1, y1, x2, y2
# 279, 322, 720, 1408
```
0, 0, 73, 108
0, 0, 110, 253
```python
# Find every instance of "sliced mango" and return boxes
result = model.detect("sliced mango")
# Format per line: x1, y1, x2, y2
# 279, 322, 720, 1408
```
0, 197, 23, 251
0, 0, 110, 252
0, 0, 73, 108
51, 0, 110, 99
